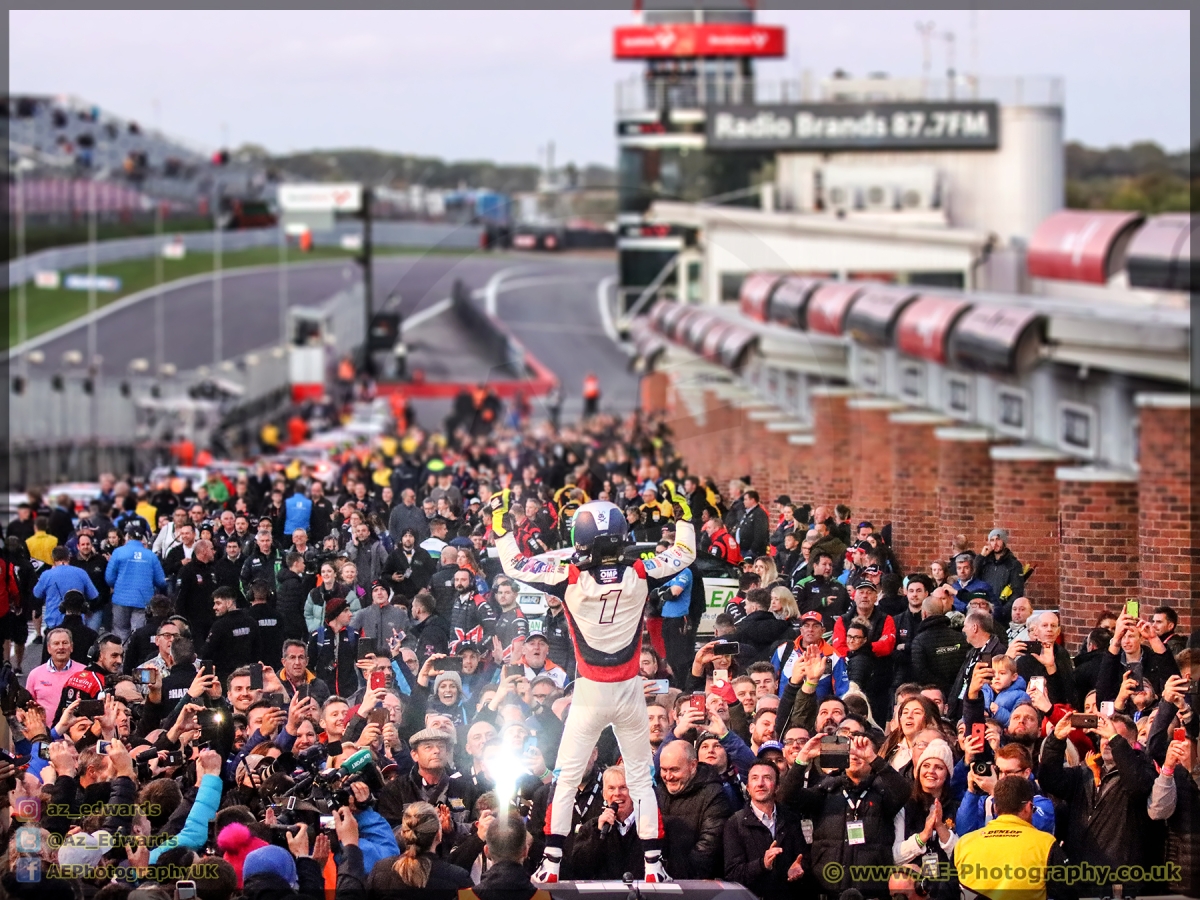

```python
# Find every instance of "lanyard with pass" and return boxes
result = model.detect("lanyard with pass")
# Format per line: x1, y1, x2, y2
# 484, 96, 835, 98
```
843, 789, 866, 845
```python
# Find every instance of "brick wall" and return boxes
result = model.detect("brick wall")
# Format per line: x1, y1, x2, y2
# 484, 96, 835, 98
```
847, 398, 901, 529
651, 370, 1190, 645
1136, 395, 1197, 635
811, 388, 854, 510
1057, 469, 1140, 647
890, 412, 951, 572
641, 371, 667, 412
991, 447, 1066, 607
936, 428, 995, 555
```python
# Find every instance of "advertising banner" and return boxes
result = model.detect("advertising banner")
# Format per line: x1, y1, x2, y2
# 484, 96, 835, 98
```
64, 274, 122, 292
707, 101, 1000, 151
614, 23, 785, 59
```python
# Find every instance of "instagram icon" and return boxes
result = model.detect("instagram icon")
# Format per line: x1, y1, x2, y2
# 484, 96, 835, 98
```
13, 798, 40, 822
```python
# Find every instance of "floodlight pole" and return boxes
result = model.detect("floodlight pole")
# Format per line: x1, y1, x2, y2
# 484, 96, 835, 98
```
359, 186, 374, 375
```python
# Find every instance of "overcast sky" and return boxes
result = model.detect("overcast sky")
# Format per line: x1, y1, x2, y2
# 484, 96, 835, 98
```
10, 9, 1191, 167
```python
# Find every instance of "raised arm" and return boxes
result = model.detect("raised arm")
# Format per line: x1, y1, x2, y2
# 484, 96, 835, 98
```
644, 481, 696, 577
643, 521, 696, 579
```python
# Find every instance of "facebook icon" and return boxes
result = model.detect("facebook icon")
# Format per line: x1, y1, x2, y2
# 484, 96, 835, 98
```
15, 858, 40, 883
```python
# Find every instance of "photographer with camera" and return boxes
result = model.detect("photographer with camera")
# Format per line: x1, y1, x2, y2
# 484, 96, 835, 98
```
778, 731, 909, 899
1038, 707, 1157, 897
957, 742, 1055, 835
148, 747, 225, 863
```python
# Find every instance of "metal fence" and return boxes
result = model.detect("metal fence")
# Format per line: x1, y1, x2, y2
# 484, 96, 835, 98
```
9, 282, 363, 441
5, 440, 173, 492
615, 74, 1064, 114
6, 222, 484, 288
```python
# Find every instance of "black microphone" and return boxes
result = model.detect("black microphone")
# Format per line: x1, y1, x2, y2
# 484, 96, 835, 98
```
599, 801, 620, 835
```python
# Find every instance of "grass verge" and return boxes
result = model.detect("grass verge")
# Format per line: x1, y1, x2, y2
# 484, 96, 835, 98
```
7, 244, 475, 347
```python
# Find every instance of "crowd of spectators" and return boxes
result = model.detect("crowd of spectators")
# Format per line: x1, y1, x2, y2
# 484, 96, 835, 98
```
0, 408, 1195, 900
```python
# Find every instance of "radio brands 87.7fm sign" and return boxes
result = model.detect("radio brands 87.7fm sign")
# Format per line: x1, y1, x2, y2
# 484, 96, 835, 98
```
706, 101, 1000, 152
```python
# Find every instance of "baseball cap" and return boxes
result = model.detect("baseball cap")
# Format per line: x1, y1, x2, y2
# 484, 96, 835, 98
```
525, 630, 548, 643
862, 565, 881, 576
641, 480, 658, 493
800, 611, 824, 625
853, 579, 879, 593
756, 741, 785, 756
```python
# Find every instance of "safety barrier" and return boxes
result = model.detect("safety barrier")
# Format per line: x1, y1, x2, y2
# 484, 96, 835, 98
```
5, 221, 485, 288
376, 279, 556, 400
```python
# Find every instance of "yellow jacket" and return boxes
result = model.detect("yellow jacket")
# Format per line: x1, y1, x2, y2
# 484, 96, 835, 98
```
26, 533, 57, 565
953, 813, 1058, 900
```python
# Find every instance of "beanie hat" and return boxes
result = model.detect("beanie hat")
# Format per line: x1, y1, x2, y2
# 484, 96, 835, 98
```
217, 822, 270, 888
325, 597, 349, 623
433, 670, 463, 696
915, 738, 955, 774
243, 845, 299, 891
988, 528, 1009, 543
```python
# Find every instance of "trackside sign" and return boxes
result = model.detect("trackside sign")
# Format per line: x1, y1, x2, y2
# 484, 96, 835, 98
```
277, 183, 362, 212
707, 102, 1000, 152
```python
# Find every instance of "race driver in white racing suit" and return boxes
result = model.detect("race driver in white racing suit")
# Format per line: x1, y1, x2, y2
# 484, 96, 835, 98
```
490, 485, 696, 883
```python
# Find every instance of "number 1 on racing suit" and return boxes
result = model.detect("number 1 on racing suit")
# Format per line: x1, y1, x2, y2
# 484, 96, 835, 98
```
490, 489, 695, 883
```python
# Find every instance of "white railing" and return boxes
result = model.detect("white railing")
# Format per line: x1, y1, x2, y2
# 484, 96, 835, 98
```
616, 74, 1064, 114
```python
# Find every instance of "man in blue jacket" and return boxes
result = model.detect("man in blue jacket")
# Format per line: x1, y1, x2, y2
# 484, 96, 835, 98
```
106, 523, 167, 639
34, 547, 99, 629
283, 489, 313, 543
956, 742, 1055, 835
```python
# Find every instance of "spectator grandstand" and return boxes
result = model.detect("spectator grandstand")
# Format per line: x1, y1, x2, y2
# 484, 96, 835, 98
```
5, 93, 271, 212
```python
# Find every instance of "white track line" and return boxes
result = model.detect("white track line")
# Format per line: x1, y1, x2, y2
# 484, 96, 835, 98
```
596, 274, 619, 344
401, 297, 453, 333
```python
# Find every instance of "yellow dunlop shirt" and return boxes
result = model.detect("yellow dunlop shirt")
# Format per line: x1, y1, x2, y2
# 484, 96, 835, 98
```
954, 814, 1058, 900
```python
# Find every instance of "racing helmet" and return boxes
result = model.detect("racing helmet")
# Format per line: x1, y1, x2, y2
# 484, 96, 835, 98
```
570, 500, 628, 567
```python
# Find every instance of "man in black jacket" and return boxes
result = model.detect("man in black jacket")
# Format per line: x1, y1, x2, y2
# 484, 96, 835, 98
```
889, 573, 932, 693
1039, 711, 1157, 896
240, 531, 281, 597
308, 597, 358, 697
388, 489, 429, 543
382, 527, 435, 601
724, 761, 807, 899
793, 552, 850, 629
307, 480, 335, 543
974, 528, 1026, 620
408, 591, 451, 662
1073, 626, 1113, 707
200, 586, 260, 682
175, 539, 220, 639
429, 546, 461, 620
376, 727, 472, 834
734, 588, 791, 669
778, 733, 909, 899
275, 551, 312, 641
570, 765, 648, 879
657, 741, 733, 879
908, 595, 969, 698
735, 491, 770, 560
162, 522, 197, 583
212, 538, 245, 604
247, 580, 285, 666
948, 611, 1006, 718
